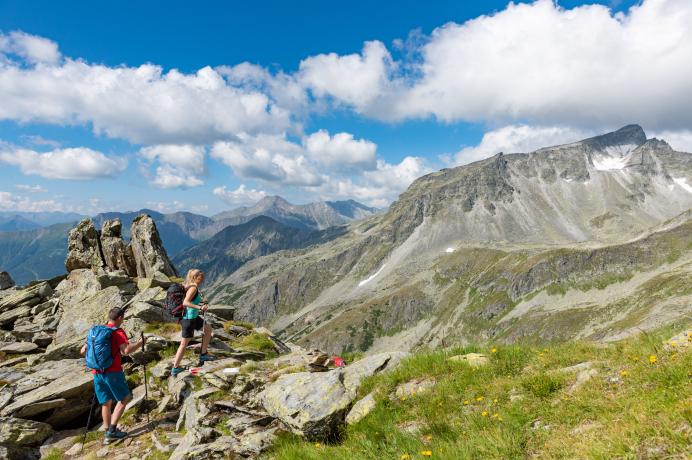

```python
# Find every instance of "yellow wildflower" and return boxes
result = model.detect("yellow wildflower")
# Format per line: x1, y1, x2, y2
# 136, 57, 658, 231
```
649, 355, 657, 364
620, 370, 628, 377
493, 398, 498, 404
425, 435, 432, 442
498, 416, 504, 421
400, 454, 411, 460
463, 400, 470, 405
481, 411, 488, 417
401, 396, 407, 401
492, 413, 499, 418
314, 443, 321, 448
491, 347, 497, 353
421, 451, 432, 457
670, 341, 677, 347
476, 396, 484, 401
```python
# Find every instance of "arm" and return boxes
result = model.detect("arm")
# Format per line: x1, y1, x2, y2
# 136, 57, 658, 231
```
120, 336, 146, 356
80, 343, 86, 355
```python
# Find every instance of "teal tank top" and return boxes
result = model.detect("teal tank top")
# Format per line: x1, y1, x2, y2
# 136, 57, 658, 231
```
182, 288, 202, 320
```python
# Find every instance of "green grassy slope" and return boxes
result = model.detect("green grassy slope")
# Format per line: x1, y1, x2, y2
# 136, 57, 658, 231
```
267, 326, 691, 459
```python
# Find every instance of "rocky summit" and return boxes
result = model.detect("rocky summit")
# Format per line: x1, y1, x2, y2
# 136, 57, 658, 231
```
0, 214, 410, 459
206, 125, 692, 354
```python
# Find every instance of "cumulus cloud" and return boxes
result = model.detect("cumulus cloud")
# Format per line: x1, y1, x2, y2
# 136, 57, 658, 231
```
146, 200, 186, 213
0, 60, 290, 145
0, 191, 64, 212
139, 144, 206, 188
300, 0, 692, 130
0, 31, 61, 64
317, 156, 431, 208
211, 134, 323, 186
213, 184, 267, 206
452, 125, 594, 165
0, 146, 127, 180
299, 41, 395, 113
304, 130, 377, 169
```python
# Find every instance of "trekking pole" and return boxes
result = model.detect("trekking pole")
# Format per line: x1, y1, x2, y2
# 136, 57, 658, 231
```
81, 392, 97, 453
141, 332, 150, 425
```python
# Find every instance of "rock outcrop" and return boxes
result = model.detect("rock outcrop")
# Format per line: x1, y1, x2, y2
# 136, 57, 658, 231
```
64, 218, 104, 272
130, 215, 177, 278
100, 218, 136, 276
0, 271, 15, 290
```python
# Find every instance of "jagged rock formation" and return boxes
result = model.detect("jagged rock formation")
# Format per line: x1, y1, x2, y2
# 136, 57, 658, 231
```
130, 215, 178, 278
0, 271, 14, 290
100, 218, 136, 276
207, 125, 692, 354
64, 218, 104, 272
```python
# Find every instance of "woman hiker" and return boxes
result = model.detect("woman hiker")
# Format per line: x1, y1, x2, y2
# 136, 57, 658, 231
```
171, 269, 216, 376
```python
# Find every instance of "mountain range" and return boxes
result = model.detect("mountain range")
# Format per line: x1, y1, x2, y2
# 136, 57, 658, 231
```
0, 198, 378, 285
205, 125, 692, 353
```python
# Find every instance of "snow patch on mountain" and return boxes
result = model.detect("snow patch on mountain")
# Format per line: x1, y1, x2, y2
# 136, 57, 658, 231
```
358, 264, 387, 287
673, 177, 692, 194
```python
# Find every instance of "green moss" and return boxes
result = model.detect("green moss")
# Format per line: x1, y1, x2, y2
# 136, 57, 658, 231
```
232, 332, 277, 356
42, 448, 64, 460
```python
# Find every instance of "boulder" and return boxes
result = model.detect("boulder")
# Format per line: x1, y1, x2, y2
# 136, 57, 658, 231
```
0, 305, 32, 327
262, 369, 351, 441
0, 417, 53, 446
206, 305, 235, 320
261, 351, 407, 441
65, 218, 104, 272
0, 282, 52, 314
0, 342, 39, 354
0, 272, 15, 290
129, 215, 177, 278
137, 271, 173, 291
55, 286, 124, 343
100, 219, 137, 276
346, 392, 376, 425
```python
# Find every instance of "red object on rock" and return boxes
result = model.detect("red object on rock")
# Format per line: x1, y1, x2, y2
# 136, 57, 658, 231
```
332, 356, 345, 367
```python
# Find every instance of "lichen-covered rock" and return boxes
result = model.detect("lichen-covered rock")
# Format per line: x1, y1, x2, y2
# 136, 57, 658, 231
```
0, 417, 53, 446
100, 219, 137, 276
0, 282, 52, 314
65, 218, 104, 272
448, 352, 489, 367
261, 369, 351, 441
0, 271, 15, 290
55, 285, 124, 343
345, 392, 376, 425
261, 352, 407, 441
130, 215, 177, 278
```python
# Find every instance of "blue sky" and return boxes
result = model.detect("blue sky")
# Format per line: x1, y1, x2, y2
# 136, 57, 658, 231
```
0, 0, 690, 216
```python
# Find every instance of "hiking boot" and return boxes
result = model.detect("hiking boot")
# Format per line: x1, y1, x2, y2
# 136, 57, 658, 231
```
104, 428, 128, 444
199, 353, 216, 362
171, 366, 187, 377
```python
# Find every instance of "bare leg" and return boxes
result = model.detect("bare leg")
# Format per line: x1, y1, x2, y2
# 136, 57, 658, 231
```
201, 323, 212, 354
173, 338, 190, 368
110, 394, 132, 428
101, 401, 113, 428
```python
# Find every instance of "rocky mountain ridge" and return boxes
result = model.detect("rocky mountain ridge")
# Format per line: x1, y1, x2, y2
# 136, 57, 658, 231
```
207, 125, 692, 354
0, 216, 409, 459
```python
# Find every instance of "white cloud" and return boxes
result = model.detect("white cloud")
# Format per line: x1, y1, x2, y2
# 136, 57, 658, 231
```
0, 146, 127, 180
317, 156, 431, 208
211, 134, 323, 186
301, 0, 692, 130
304, 130, 377, 169
15, 184, 47, 193
20, 135, 61, 148
0, 191, 64, 212
452, 125, 594, 165
650, 130, 692, 153
0, 31, 61, 65
0, 60, 290, 145
139, 144, 206, 189
299, 41, 395, 113
146, 200, 186, 213
213, 184, 267, 206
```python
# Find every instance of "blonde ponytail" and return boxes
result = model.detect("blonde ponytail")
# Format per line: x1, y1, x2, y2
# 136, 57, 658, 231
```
184, 269, 203, 287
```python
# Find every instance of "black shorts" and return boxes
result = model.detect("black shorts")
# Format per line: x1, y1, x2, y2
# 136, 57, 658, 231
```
181, 317, 204, 338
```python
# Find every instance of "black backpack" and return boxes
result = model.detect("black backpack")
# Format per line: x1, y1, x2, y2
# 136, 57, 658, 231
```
164, 283, 187, 319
